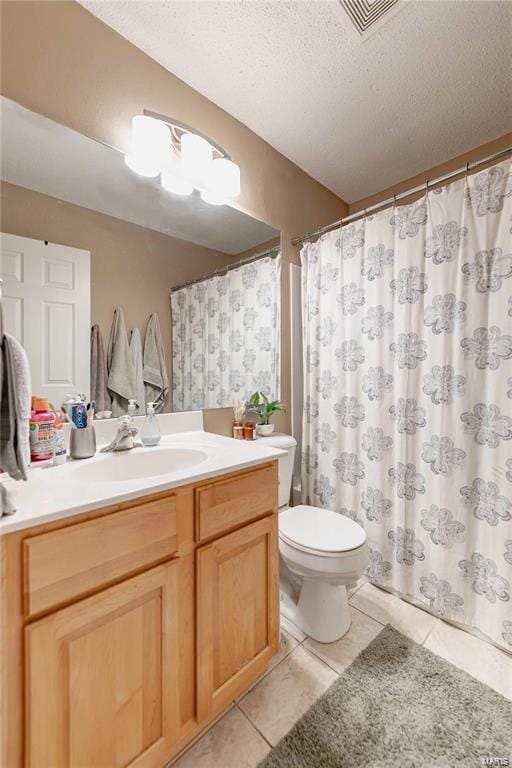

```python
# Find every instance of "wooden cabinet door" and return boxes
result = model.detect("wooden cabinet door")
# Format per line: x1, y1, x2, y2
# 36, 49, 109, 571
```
196, 515, 279, 720
25, 561, 180, 768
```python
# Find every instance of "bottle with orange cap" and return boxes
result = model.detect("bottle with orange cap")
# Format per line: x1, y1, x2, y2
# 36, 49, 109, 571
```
29, 396, 56, 462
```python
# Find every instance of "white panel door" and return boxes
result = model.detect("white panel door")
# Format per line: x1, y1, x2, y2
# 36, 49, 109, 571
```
0, 233, 90, 404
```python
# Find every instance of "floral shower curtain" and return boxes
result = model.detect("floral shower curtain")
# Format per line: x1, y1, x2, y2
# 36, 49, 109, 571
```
171, 254, 281, 410
301, 159, 512, 652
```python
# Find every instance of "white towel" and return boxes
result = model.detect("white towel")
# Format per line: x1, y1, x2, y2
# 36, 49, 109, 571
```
107, 308, 136, 417
130, 328, 145, 415
143, 314, 169, 412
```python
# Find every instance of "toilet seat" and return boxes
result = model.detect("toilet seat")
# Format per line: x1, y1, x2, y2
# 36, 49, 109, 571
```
279, 504, 366, 557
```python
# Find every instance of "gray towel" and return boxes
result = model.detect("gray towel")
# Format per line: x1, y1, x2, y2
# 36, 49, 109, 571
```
130, 328, 145, 415
90, 324, 111, 413
143, 314, 169, 412
7, 334, 31, 479
0, 333, 31, 482
107, 308, 136, 417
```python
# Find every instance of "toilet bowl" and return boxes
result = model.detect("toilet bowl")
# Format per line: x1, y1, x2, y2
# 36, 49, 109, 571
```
255, 434, 368, 643
279, 504, 368, 642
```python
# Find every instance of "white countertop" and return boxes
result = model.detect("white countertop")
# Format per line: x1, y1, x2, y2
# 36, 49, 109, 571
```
0, 430, 284, 535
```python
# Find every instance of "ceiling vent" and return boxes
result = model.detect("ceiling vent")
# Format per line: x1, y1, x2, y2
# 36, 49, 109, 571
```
340, 0, 400, 35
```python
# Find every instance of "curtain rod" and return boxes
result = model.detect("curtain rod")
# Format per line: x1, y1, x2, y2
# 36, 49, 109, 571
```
170, 244, 281, 293
291, 146, 512, 247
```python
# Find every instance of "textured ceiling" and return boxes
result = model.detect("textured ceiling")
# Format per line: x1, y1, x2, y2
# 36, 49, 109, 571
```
79, 0, 512, 203
0, 98, 278, 254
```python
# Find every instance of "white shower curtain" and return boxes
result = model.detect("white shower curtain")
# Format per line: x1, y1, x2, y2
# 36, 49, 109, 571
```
301, 159, 512, 652
171, 254, 281, 410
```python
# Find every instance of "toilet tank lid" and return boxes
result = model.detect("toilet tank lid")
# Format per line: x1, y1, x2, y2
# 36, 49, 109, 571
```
257, 433, 297, 450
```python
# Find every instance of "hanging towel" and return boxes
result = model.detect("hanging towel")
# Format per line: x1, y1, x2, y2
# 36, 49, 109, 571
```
7, 334, 31, 479
0, 338, 19, 480
143, 314, 169, 412
106, 308, 136, 417
0, 334, 31, 482
130, 328, 145, 415
90, 324, 111, 413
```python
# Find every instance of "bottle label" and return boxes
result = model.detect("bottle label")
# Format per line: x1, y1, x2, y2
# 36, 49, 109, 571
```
54, 429, 66, 456
30, 421, 55, 456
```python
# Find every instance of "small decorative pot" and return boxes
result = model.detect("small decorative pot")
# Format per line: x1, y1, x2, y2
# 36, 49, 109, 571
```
256, 423, 275, 437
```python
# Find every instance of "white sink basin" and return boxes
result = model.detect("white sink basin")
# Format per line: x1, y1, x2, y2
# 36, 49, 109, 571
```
72, 447, 208, 483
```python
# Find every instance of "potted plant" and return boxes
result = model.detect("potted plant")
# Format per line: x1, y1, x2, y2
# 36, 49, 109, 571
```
247, 391, 285, 436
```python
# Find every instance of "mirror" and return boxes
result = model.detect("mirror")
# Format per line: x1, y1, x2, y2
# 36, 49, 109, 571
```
0, 97, 281, 416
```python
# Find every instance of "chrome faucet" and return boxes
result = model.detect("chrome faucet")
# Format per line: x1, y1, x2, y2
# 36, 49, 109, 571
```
100, 415, 140, 452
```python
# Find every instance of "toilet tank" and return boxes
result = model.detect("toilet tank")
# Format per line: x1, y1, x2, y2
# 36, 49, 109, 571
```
257, 433, 297, 508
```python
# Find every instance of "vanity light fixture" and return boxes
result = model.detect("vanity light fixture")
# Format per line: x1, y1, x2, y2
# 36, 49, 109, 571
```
124, 111, 241, 205
125, 115, 171, 178
161, 171, 194, 197
200, 190, 225, 206
180, 131, 213, 188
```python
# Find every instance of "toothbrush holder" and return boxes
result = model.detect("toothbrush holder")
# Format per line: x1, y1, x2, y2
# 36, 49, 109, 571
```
70, 425, 97, 459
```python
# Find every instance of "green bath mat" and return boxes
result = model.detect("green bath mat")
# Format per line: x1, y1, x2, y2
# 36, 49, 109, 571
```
258, 625, 512, 768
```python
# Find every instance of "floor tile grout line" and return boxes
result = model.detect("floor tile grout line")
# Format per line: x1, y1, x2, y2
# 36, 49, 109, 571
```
164, 703, 238, 767
347, 579, 367, 599
236, 628, 303, 704
299, 638, 344, 675
273, 631, 337, 679
422, 622, 437, 646
299, 607, 387, 675
300, 640, 342, 675
347, 602, 387, 628
235, 702, 274, 750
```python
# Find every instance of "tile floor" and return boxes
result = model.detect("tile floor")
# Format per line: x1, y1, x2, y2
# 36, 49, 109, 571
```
169, 579, 512, 768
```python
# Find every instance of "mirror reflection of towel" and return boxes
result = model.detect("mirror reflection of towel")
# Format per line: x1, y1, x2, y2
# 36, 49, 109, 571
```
130, 328, 146, 415
143, 314, 169, 412
107, 308, 136, 417
90, 324, 111, 413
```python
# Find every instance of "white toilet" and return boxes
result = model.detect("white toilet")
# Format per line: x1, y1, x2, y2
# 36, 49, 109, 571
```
262, 434, 368, 643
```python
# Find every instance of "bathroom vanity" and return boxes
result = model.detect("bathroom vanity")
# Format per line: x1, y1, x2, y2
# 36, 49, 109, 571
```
0, 428, 282, 768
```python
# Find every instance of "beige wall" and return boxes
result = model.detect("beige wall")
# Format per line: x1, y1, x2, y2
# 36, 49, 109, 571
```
349, 134, 512, 214
0, 0, 346, 435
234, 236, 281, 261
0, 181, 236, 411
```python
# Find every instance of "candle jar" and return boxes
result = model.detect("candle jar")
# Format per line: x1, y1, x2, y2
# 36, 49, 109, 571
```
244, 422, 256, 440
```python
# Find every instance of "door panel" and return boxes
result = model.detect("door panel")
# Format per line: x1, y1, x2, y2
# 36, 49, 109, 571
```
25, 561, 179, 768
196, 515, 279, 720
0, 232, 90, 402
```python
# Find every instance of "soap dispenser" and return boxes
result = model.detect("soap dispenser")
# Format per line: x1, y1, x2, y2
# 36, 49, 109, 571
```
141, 402, 161, 447
127, 399, 138, 417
